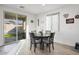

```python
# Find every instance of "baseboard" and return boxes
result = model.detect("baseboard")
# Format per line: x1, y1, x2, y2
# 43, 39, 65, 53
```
55, 41, 74, 47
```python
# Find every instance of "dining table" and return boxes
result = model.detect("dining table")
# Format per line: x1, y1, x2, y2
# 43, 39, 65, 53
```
34, 34, 50, 50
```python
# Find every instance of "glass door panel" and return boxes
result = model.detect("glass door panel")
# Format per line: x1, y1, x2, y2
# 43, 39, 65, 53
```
4, 12, 17, 44
17, 15, 26, 40
4, 19, 16, 43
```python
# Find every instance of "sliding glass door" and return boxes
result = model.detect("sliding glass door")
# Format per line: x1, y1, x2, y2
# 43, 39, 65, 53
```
4, 12, 17, 43
3, 12, 26, 44
17, 15, 26, 40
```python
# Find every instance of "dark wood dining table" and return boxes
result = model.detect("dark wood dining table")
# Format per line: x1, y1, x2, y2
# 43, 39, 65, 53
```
34, 35, 50, 50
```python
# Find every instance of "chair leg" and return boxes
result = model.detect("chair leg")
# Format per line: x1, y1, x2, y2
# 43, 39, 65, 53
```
46, 44, 49, 47
40, 43, 41, 49
43, 43, 44, 50
30, 43, 32, 50
52, 43, 54, 50
34, 44, 36, 52
49, 44, 51, 52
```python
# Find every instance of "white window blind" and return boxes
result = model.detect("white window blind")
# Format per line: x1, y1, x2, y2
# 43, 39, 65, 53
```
46, 16, 51, 30
46, 13, 59, 32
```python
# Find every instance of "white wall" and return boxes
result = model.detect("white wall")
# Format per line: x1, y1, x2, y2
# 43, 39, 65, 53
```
36, 5, 79, 46
0, 5, 36, 46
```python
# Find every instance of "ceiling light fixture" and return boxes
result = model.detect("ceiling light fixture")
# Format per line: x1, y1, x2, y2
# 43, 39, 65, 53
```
42, 4, 46, 6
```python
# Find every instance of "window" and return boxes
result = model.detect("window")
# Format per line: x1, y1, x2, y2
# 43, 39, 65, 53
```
46, 16, 51, 30
46, 13, 59, 32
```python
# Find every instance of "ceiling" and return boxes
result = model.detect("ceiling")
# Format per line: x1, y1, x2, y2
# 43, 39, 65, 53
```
2, 4, 65, 15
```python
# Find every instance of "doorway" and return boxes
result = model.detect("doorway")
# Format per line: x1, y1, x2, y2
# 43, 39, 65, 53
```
3, 12, 26, 44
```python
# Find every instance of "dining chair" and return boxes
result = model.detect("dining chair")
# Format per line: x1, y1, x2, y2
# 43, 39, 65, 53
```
29, 33, 41, 52
45, 30, 51, 36
49, 33, 55, 50
43, 33, 55, 52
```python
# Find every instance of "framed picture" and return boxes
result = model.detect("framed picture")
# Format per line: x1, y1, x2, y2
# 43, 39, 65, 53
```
66, 18, 74, 24
75, 15, 79, 19
31, 20, 33, 23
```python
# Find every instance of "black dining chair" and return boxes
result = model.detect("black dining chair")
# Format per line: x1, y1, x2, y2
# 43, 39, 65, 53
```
45, 30, 51, 35
29, 33, 41, 52
43, 33, 55, 52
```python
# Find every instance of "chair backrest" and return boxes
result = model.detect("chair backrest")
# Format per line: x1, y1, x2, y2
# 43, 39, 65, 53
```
29, 33, 35, 40
45, 30, 51, 36
50, 33, 55, 38
39, 31, 43, 36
